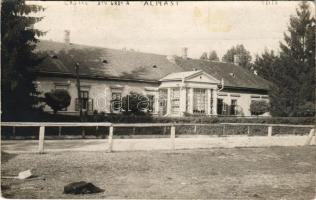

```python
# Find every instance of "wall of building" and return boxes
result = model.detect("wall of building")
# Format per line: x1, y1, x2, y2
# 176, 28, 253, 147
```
36, 76, 269, 117
217, 90, 269, 116
36, 76, 159, 114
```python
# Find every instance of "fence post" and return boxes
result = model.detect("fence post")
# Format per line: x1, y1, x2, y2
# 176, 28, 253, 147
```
305, 128, 315, 145
247, 126, 250, 135
194, 125, 197, 134
163, 126, 167, 135
222, 125, 226, 136
268, 126, 272, 137
170, 125, 175, 150
81, 127, 86, 139
313, 129, 316, 145
107, 125, 114, 152
38, 126, 45, 154
58, 126, 62, 137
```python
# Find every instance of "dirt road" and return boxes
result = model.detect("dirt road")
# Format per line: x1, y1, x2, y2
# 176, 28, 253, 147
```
1, 146, 316, 199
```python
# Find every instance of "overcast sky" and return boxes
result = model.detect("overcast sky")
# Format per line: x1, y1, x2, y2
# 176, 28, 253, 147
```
29, 1, 314, 60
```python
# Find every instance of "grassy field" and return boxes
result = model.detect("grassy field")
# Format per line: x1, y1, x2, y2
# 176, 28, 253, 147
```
1, 146, 316, 199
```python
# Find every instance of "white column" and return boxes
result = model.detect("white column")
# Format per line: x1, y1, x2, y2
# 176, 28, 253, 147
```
167, 88, 171, 115
179, 87, 187, 116
207, 89, 211, 115
190, 88, 194, 114
154, 93, 159, 114
213, 89, 218, 115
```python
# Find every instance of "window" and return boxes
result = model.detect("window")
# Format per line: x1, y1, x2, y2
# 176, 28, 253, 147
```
159, 89, 168, 115
147, 95, 154, 112
217, 98, 223, 115
75, 91, 93, 112
171, 88, 180, 114
111, 92, 122, 112
193, 88, 206, 114
80, 91, 89, 110
230, 99, 237, 115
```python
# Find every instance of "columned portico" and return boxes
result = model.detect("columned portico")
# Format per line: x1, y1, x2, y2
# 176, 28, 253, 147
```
158, 70, 220, 117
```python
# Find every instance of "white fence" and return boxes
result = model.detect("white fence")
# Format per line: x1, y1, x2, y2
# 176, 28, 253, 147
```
1, 122, 315, 153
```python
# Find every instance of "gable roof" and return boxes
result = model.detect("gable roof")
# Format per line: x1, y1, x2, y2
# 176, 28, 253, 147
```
159, 70, 200, 81
36, 40, 270, 91
160, 70, 221, 84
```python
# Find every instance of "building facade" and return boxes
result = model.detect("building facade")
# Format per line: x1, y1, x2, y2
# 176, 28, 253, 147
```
35, 40, 270, 117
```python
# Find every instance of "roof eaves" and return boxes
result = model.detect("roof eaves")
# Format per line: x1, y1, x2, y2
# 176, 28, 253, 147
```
39, 71, 160, 84
223, 85, 269, 92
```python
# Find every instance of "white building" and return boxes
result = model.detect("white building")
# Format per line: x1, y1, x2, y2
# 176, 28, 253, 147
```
35, 40, 270, 117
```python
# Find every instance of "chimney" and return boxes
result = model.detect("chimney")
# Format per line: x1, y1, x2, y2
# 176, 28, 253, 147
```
233, 55, 240, 66
182, 47, 188, 59
64, 30, 70, 44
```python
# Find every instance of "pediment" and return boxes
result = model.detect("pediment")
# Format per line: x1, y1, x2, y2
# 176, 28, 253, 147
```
185, 71, 220, 84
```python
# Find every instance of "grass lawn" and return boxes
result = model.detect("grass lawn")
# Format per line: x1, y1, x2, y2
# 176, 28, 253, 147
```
1, 146, 316, 199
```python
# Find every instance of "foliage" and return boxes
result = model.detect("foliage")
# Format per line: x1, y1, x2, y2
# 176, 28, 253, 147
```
44, 90, 71, 114
250, 101, 270, 116
8, 111, 315, 126
253, 50, 278, 80
1, 0, 45, 121
254, 2, 315, 117
222, 44, 252, 70
208, 50, 219, 61
200, 52, 208, 60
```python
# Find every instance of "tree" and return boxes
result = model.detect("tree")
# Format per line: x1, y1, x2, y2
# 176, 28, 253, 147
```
279, 2, 316, 116
208, 50, 219, 61
250, 100, 270, 116
1, 0, 45, 121
44, 90, 71, 114
222, 44, 252, 70
200, 52, 208, 60
253, 49, 278, 80
253, 2, 315, 117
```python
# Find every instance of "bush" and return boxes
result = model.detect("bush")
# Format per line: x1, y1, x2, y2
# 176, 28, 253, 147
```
250, 100, 270, 116
44, 89, 71, 114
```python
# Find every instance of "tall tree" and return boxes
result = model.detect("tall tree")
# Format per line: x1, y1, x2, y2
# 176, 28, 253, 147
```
276, 1, 315, 116
222, 44, 252, 70
1, 0, 45, 121
254, 2, 315, 117
208, 50, 219, 61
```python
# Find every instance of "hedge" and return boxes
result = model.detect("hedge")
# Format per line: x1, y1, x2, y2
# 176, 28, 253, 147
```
3, 111, 314, 125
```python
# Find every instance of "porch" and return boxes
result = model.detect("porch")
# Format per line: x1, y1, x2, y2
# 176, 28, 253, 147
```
158, 70, 220, 117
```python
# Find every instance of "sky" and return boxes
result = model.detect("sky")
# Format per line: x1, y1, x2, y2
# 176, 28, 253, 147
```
29, 1, 315, 60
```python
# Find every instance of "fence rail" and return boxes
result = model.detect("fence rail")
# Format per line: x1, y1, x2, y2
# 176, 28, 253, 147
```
1, 122, 315, 153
